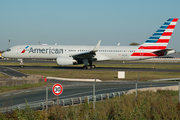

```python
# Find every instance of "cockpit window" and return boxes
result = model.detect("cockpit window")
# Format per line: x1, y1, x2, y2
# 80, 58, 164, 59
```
6, 49, 11, 52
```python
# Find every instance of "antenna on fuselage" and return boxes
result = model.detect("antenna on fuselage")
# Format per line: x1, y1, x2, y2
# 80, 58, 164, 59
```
117, 43, 120, 46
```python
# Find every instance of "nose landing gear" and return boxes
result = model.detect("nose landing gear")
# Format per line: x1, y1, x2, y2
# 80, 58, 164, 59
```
18, 59, 24, 68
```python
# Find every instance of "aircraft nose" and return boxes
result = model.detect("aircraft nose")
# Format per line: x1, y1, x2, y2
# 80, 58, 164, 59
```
2, 52, 6, 57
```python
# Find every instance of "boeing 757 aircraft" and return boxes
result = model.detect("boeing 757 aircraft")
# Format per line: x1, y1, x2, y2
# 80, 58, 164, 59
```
2, 18, 178, 69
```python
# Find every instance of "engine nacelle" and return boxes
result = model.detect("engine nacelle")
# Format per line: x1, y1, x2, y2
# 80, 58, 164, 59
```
56, 57, 77, 66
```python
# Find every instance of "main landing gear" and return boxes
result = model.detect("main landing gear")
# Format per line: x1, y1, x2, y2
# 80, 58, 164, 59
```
83, 65, 96, 69
82, 59, 95, 69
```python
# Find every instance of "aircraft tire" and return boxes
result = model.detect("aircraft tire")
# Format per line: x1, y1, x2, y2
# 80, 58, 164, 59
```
87, 66, 91, 69
91, 65, 95, 69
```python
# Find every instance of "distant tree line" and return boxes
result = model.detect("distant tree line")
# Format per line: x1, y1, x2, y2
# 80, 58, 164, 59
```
129, 42, 140, 46
0, 51, 4, 53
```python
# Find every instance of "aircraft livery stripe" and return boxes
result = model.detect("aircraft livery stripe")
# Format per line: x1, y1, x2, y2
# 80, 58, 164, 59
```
156, 39, 169, 43
172, 18, 178, 22
131, 52, 165, 56
138, 46, 166, 49
143, 18, 178, 45
167, 25, 175, 29
131, 53, 157, 56
167, 18, 174, 21
161, 32, 172, 36
21, 50, 25, 53
145, 39, 169, 43
141, 43, 168, 46
145, 40, 158, 43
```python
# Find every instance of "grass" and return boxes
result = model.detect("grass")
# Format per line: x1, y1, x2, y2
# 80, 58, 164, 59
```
0, 73, 7, 78
1, 61, 180, 69
1, 61, 180, 81
1, 90, 180, 119
1, 61, 180, 93
18, 70, 180, 81
94, 63, 180, 69
0, 82, 47, 93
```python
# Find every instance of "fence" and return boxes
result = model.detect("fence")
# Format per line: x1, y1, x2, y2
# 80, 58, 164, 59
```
0, 91, 127, 113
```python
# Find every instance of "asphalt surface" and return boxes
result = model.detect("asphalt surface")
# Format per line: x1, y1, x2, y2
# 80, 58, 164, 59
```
0, 80, 178, 107
2, 65, 179, 72
0, 66, 28, 77
1, 59, 180, 72
1, 59, 180, 65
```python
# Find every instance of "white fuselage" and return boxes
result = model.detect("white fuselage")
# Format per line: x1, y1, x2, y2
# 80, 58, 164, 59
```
2, 45, 155, 61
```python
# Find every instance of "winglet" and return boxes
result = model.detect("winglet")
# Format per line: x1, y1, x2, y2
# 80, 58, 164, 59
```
92, 40, 101, 52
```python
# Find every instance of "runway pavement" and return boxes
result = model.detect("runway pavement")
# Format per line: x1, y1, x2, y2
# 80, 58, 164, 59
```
0, 80, 178, 107
3, 65, 180, 72
1, 59, 180, 72
0, 66, 28, 77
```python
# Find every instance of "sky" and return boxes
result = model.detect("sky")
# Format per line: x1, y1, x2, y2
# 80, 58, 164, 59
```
1, 0, 180, 51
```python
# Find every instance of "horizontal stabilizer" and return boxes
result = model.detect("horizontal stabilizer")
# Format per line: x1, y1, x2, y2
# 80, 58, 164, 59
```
153, 48, 175, 56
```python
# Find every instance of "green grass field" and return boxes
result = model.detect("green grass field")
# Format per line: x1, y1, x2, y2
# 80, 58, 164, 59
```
0, 61, 180, 81
18, 70, 180, 81
0, 61, 180, 93
0, 73, 7, 77
0, 82, 47, 93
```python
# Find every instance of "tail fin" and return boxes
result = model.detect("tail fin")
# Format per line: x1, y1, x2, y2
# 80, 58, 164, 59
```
131, 18, 178, 57
140, 18, 178, 50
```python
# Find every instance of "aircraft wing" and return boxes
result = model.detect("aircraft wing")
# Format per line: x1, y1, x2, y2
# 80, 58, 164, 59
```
71, 40, 101, 59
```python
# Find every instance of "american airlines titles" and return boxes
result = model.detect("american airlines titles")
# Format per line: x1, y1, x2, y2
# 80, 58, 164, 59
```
28, 47, 63, 54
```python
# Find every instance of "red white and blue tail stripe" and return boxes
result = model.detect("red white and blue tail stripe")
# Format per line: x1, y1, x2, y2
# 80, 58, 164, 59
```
131, 18, 178, 57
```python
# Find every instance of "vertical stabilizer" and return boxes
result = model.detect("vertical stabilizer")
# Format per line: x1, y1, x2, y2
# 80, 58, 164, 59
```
131, 18, 178, 57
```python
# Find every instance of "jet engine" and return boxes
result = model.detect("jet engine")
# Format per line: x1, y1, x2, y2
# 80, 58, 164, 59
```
56, 57, 77, 66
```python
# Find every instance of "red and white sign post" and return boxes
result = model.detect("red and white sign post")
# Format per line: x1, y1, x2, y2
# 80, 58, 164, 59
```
52, 83, 63, 106
52, 83, 63, 96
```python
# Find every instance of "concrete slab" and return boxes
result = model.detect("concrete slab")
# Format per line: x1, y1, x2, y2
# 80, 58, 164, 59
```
46, 76, 102, 82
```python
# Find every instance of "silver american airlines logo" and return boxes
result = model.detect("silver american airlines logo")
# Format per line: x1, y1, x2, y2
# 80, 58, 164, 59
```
28, 47, 63, 54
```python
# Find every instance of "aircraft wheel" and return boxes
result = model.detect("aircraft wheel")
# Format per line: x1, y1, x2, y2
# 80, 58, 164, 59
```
87, 66, 91, 69
21, 65, 24, 68
91, 65, 95, 69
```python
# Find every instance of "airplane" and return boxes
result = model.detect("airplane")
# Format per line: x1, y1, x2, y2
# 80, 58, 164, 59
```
2, 18, 178, 69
